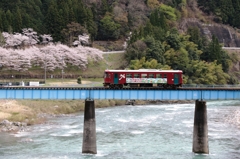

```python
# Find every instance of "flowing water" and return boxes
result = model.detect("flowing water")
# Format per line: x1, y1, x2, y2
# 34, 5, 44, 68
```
0, 100, 240, 159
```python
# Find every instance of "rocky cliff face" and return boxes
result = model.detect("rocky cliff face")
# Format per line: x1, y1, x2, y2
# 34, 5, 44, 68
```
179, 18, 240, 47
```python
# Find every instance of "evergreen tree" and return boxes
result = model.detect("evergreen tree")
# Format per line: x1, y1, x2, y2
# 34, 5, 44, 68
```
13, 7, 23, 32
100, 0, 110, 16
187, 26, 205, 51
201, 35, 230, 72
202, 35, 221, 62
44, 1, 64, 42
218, 0, 234, 24
232, 0, 240, 27
6, 10, 13, 30
143, 21, 154, 37
149, 9, 159, 27
85, 8, 97, 41
0, 10, 4, 31
149, 9, 168, 31
69, 8, 76, 22
1, 12, 9, 31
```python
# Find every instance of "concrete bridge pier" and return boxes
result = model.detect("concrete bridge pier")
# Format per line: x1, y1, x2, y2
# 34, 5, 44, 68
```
82, 99, 97, 154
192, 100, 209, 154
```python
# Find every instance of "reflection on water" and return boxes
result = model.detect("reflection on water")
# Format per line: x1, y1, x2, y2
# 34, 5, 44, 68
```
0, 100, 240, 159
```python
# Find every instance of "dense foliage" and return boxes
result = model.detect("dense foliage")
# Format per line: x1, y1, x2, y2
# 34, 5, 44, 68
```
197, 0, 240, 28
125, 4, 233, 85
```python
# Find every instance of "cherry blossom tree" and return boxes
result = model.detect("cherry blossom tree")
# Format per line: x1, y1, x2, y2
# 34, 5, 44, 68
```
2, 28, 52, 47
2, 32, 29, 48
22, 28, 39, 45
0, 28, 104, 73
0, 44, 103, 72
40, 34, 53, 45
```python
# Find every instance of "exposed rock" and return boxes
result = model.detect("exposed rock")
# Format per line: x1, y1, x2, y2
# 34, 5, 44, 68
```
0, 119, 28, 132
179, 18, 240, 47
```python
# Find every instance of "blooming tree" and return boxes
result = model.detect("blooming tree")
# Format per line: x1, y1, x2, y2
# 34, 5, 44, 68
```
22, 28, 39, 45
2, 28, 52, 47
2, 32, 29, 48
0, 28, 104, 73
0, 44, 103, 72
40, 34, 53, 45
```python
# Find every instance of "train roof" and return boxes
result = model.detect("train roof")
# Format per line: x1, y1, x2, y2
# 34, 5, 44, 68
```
104, 69, 182, 73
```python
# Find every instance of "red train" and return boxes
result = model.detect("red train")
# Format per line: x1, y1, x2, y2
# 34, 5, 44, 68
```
103, 69, 183, 88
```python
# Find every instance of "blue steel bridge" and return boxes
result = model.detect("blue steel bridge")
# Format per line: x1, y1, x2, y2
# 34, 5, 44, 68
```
0, 86, 239, 100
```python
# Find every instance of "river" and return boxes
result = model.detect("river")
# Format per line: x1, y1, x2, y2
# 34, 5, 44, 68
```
0, 100, 239, 159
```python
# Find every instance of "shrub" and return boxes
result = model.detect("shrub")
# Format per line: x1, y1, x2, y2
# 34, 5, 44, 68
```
77, 76, 82, 84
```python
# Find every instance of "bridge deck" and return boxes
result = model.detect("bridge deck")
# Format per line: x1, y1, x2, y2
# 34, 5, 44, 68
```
0, 87, 239, 100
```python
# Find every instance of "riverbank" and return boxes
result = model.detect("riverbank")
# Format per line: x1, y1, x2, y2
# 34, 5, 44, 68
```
0, 99, 195, 132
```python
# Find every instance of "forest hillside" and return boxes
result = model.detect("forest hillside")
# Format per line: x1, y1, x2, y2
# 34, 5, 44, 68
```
0, 0, 240, 84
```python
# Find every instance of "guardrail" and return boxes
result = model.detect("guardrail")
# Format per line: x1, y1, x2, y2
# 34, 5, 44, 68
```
2, 82, 240, 88
182, 84, 240, 88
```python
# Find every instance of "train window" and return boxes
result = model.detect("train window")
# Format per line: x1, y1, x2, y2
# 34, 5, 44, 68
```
149, 74, 154, 78
141, 74, 147, 78
156, 74, 161, 78
104, 73, 109, 78
134, 74, 140, 78
126, 73, 132, 78
164, 74, 167, 78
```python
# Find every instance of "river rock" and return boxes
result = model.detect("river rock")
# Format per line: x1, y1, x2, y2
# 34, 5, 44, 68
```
0, 119, 28, 132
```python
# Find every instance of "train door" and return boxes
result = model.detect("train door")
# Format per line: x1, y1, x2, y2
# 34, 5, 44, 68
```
114, 73, 118, 84
174, 73, 179, 84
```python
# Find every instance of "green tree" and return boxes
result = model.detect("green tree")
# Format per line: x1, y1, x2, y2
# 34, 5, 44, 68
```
149, 8, 168, 31
166, 32, 181, 50
13, 7, 22, 32
0, 9, 4, 31
187, 26, 205, 50
144, 36, 165, 64
85, 8, 97, 41
6, 10, 13, 29
125, 40, 147, 62
201, 35, 230, 72
187, 60, 229, 84
1, 11, 9, 31
45, 1, 64, 42
143, 21, 154, 37
164, 47, 189, 72
98, 13, 121, 40
232, 0, 240, 27
100, 0, 110, 15
181, 34, 202, 60
218, 0, 234, 24
129, 57, 170, 70
159, 4, 177, 21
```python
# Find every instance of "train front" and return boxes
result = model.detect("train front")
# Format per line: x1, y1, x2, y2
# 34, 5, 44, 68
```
103, 70, 112, 87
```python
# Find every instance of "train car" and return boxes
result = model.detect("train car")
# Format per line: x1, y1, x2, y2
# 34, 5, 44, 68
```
103, 69, 183, 88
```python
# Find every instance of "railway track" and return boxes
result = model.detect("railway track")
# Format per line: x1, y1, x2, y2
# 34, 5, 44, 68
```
0, 86, 240, 90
